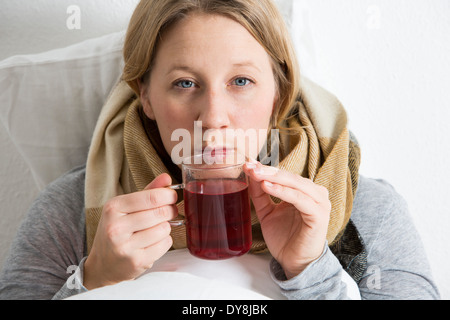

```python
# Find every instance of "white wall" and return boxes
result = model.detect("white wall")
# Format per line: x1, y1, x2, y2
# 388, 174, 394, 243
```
293, 0, 450, 299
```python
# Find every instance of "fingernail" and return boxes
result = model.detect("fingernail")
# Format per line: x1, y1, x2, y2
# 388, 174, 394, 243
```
265, 167, 279, 175
253, 167, 264, 175
255, 166, 278, 176
245, 162, 256, 169
264, 181, 274, 188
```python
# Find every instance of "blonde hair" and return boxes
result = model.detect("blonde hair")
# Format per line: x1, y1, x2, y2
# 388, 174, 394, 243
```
123, 0, 300, 129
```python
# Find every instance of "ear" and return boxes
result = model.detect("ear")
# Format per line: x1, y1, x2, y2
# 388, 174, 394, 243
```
138, 79, 156, 120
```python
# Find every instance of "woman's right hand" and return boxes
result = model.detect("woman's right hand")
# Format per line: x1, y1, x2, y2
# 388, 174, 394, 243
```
83, 173, 178, 290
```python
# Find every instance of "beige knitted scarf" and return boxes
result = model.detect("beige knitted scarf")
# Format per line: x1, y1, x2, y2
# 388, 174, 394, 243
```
85, 77, 360, 254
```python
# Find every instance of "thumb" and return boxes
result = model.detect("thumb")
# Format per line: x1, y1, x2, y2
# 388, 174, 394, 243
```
144, 173, 173, 190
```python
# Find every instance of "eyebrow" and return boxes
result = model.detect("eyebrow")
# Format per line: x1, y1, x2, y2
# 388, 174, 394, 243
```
165, 65, 197, 77
232, 62, 263, 74
166, 61, 262, 75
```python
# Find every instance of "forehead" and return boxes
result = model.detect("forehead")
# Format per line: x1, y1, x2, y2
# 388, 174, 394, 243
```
153, 13, 272, 70
162, 13, 252, 43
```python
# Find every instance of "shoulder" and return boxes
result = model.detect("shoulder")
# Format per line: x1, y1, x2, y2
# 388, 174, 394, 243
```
19, 165, 87, 250
0, 166, 87, 299
39, 165, 86, 204
354, 176, 407, 212
350, 175, 419, 256
349, 176, 440, 299
30, 165, 86, 219
36, 164, 86, 227
351, 176, 409, 233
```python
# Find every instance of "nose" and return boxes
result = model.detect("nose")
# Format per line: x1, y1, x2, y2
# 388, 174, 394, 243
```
197, 87, 231, 130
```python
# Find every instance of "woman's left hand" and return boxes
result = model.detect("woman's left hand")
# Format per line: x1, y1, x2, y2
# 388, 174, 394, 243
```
244, 161, 331, 279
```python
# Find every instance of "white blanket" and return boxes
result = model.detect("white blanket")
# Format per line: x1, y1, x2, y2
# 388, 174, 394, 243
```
68, 249, 361, 300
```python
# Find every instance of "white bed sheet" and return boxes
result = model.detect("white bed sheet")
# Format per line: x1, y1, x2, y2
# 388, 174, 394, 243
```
67, 249, 361, 300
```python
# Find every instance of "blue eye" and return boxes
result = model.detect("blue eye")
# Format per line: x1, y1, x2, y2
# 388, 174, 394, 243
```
176, 80, 195, 89
233, 78, 251, 87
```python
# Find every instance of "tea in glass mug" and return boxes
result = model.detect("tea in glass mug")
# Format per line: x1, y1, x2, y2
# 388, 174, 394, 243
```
169, 149, 252, 260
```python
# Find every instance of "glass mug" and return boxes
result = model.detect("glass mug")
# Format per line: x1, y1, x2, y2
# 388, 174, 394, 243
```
168, 149, 252, 260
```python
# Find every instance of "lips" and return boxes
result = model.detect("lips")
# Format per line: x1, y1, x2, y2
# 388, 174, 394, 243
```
210, 147, 228, 157
202, 145, 232, 156
201, 146, 235, 164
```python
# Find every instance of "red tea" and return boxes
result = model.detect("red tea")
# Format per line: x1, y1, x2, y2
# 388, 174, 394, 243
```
184, 179, 252, 260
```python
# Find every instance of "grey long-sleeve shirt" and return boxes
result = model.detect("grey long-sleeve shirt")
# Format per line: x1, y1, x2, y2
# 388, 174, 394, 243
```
0, 165, 440, 300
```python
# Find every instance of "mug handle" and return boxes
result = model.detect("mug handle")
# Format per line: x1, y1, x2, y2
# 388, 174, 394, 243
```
168, 184, 184, 190
167, 184, 186, 226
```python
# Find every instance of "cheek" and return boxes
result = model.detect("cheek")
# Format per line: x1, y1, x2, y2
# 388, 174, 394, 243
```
231, 91, 275, 158
148, 91, 194, 155
149, 88, 193, 127
235, 90, 274, 129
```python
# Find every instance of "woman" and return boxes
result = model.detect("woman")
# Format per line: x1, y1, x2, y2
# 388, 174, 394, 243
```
0, 0, 439, 300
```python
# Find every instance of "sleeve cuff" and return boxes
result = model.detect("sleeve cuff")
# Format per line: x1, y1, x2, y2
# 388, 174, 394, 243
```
52, 257, 89, 300
269, 243, 350, 299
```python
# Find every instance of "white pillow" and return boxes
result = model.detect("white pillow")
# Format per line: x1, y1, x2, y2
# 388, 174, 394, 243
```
0, 31, 125, 189
0, 0, 140, 61
0, 0, 294, 191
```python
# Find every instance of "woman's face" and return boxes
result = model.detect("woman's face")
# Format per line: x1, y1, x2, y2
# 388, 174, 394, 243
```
140, 13, 277, 162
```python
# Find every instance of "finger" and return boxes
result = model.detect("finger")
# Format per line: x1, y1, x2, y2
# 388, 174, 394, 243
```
261, 181, 330, 219
140, 235, 174, 270
123, 204, 178, 232
244, 165, 276, 221
130, 221, 172, 249
245, 162, 328, 203
144, 173, 172, 190
107, 188, 178, 215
